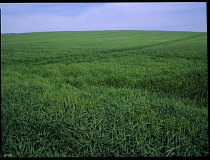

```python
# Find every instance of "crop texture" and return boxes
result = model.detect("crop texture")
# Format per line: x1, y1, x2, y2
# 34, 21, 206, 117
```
1, 30, 208, 157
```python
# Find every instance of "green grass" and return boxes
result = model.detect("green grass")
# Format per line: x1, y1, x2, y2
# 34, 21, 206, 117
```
1, 30, 208, 157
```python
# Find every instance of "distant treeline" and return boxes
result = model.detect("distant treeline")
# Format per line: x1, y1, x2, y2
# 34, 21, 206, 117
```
3, 33, 16, 34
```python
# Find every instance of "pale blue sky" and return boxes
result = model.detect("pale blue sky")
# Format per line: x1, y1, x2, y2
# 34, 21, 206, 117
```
0, 2, 207, 33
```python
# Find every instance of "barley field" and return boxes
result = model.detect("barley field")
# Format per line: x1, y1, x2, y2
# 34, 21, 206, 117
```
1, 30, 208, 157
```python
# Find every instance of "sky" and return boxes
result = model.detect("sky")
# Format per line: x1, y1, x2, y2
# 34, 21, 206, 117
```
0, 2, 207, 33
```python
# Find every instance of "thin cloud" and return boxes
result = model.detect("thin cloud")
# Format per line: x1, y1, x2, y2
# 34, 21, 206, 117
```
0, 2, 207, 33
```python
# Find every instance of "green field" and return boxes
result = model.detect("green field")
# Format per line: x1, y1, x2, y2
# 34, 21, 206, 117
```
1, 30, 208, 157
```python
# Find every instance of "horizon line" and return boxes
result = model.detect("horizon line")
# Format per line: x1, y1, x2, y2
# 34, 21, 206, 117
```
1, 29, 207, 34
